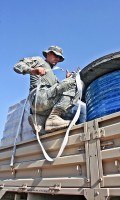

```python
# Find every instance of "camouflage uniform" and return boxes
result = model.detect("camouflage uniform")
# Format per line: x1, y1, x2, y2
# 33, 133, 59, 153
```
14, 56, 79, 118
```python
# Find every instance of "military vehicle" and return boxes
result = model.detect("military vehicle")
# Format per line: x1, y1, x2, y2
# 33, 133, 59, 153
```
0, 52, 120, 200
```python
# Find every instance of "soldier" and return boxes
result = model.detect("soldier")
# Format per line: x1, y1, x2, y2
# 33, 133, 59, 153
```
14, 45, 79, 134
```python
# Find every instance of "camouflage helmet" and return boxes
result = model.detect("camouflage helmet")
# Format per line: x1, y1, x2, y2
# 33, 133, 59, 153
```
42, 45, 64, 62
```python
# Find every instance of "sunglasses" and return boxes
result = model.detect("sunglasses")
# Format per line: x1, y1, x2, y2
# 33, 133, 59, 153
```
51, 52, 62, 59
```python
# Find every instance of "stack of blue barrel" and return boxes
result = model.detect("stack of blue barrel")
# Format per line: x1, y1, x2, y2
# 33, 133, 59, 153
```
85, 70, 120, 121
81, 51, 120, 121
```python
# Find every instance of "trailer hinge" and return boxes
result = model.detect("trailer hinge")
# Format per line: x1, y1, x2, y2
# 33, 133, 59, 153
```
101, 140, 114, 149
115, 160, 120, 172
18, 184, 27, 191
49, 183, 61, 193
0, 184, 4, 189
92, 128, 105, 139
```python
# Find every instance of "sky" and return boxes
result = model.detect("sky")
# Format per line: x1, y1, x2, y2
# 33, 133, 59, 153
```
0, 0, 120, 140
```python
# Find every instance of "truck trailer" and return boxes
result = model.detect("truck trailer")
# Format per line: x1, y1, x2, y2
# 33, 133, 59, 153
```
0, 52, 120, 200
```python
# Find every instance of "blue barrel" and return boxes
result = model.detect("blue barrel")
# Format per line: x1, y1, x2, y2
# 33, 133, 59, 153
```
85, 70, 120, 121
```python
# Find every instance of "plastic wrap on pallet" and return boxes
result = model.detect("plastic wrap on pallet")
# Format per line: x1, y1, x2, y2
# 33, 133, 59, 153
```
1, 99, 35, 146
1, 99, 86, 147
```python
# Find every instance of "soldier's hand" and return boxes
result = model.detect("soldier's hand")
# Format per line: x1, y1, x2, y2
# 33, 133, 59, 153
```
66, 69, 76, 78
30, 67, 46, 75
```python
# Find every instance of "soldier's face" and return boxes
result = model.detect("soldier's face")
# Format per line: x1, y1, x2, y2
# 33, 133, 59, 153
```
46, 52, 61, 66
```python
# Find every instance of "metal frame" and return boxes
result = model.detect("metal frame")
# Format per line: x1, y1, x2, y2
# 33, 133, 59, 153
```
0, 111, 120, 199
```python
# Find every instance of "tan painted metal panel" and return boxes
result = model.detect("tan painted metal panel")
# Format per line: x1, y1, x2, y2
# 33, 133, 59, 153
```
0, 177, 87, 187
0, 111, 120, 199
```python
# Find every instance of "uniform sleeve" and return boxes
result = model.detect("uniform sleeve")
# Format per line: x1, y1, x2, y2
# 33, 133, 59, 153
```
13, 56, 44, 75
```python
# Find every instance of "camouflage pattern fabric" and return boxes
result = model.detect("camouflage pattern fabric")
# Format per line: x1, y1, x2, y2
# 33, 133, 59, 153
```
14, 56, 79, 117
30, 76, 79, 115
14, 56, 58, 91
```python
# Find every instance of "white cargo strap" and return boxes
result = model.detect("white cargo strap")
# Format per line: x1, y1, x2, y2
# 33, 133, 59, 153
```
10, 98, 28, 168
35, 70, 82, 162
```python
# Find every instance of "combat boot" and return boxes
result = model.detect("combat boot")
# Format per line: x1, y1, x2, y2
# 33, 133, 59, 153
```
45, 108, 70, 132
28, 114, 47, 135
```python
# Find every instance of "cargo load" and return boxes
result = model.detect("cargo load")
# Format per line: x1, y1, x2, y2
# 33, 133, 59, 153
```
0, 51, 120, 200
